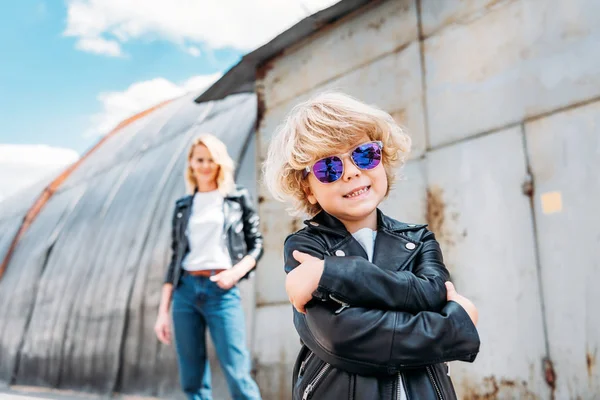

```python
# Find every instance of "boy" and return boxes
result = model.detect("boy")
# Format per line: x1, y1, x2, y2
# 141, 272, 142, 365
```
263, 92, 480, 400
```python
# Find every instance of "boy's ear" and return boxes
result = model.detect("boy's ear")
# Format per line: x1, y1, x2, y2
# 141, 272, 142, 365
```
303, 185, 318, 205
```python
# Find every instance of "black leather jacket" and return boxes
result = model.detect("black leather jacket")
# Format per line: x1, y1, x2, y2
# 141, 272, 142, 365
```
164, 185, 263, 287
284, 210, 480, 400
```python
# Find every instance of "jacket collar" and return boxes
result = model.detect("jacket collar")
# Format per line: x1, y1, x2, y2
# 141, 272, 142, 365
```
304, 209, 423, 236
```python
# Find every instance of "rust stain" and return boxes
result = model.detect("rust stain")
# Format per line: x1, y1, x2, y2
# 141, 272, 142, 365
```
426, 186, 445, 236
587, 351, 596, 378
463, 376, 539, 400
366, 16, 386, 31
255, 60, 274, 133
0, 99, 171, 281
543, 357, 556, 395
289, 218, 303, 234
390, 109, 407, 125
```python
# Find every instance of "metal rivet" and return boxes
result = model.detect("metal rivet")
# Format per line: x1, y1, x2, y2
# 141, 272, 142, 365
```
177, 212, 182, 218
405, 243, 416, 250
335, 250, 345, 256
309, 221, 319, 226
237, 253, 243, 258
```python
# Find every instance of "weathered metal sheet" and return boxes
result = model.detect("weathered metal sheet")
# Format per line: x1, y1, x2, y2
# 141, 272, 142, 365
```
0, 186, 84, 384
424, 0, 600, 147
426, 127, 550, 399
0, 215, 22, 269
261, 0, 418, 111
259, 43, 426, 159
0, 93, 258, 399
420, 0, 507, 37
525, 101, 600, 399
252, 304, 300, 400
379, 158, 427, 224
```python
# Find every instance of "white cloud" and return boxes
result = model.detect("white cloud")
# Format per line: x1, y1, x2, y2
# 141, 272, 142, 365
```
186, 46, 201, 57
85, 72, 222, 137
76, 37, 124, 57
64, 0, 340, 56
75, 37, 123, 57
0, 145, 79, 202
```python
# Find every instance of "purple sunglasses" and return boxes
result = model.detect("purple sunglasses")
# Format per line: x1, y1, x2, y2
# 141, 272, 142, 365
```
302, 141, 383, 184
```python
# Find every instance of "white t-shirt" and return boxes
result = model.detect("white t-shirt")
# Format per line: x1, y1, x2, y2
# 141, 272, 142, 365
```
182, 190, 233, 271
351, 227, 407, 400
351, 227, 377, 262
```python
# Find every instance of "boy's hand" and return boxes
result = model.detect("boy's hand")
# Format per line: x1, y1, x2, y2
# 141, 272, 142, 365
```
286, 250, 325, 314
445, 282, 479, 326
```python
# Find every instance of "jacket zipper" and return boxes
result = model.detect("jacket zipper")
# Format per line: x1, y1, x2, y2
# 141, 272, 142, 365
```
329, 294, 350, 314
302, 363, 330, 400
401, 373, 410, 400
298, 352, 314, 377
396, 373, 402, 400
426, 366, 443, 400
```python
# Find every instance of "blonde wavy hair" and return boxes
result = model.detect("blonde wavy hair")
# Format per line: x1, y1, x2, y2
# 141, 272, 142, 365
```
185, 134, 235, 196
263, 91, 412, 216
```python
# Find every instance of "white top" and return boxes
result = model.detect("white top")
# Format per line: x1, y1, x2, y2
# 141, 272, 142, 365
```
350, 227, 407, 400
182, 190, 233, 271
351, 227, 377, 262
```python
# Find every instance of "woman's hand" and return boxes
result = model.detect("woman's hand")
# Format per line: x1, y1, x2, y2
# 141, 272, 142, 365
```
154, 311, 172, 345
210, 269, 241, 290
445, 281, 479, 325
211, 256, 257, 290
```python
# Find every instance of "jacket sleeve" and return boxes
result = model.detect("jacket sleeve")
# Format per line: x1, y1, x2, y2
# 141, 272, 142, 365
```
317, 229, 448, 313
240, 188, 264, 262
163, 204, 179, 285
285, 233, 480, 375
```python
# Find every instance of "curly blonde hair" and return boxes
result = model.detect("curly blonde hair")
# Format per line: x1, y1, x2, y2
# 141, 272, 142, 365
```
185, 134, 235, 196
263, 91, 411, 216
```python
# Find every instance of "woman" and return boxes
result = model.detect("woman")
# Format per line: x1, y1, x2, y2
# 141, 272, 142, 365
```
154, 134, 263, 400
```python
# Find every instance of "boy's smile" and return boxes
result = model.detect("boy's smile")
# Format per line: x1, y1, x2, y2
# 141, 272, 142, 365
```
305, 135, 387, 233
343, 185, 371, 199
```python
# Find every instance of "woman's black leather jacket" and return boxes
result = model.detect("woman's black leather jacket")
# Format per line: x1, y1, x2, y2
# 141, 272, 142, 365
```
164, 185, 263, 287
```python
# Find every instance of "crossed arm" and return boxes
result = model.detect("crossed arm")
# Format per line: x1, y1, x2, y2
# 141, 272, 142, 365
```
283, 232, 480, 374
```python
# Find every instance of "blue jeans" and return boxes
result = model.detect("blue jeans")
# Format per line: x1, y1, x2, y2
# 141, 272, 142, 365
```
172, 274, 261, 400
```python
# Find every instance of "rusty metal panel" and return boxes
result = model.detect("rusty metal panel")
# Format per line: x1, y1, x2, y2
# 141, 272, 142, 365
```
379, 158, 427, 224
427, 127, 550, 399
252, 304, 300, 400
261, 0, 418, 111
525, 101, 600, 399
420, 0, 507, 37
320, 41, 427, 157
424, 0, 600, 147
259, 40, 427, 160
254, 199, 300, 306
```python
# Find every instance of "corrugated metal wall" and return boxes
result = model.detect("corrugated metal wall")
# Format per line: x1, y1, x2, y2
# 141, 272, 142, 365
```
0, 92, 259, 399
255, 0, 600, 398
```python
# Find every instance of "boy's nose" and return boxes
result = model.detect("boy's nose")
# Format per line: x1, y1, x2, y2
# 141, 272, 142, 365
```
342, 157, 361, 181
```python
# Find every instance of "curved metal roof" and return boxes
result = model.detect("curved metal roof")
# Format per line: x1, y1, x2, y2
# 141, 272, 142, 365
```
0, 92, 257, 396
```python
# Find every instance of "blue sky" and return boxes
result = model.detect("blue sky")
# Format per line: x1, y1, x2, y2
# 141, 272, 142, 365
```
0, 1, 242, 154
0, 0, 338, 201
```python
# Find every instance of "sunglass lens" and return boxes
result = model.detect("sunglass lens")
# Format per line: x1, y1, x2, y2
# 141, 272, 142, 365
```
312, 156, 344, 183
352, 142, 382, 170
